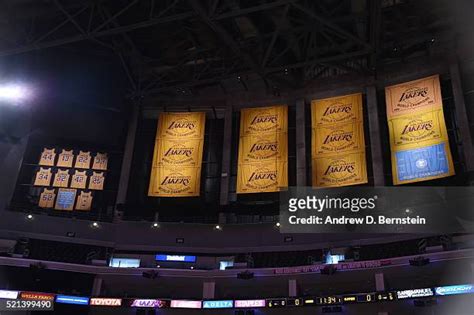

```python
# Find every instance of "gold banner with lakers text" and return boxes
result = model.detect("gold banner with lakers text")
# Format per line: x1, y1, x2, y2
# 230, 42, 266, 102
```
237, 105, 288, 193
237, 161, 288, 193
385, 75, 454, 185
387, 109, 448, 150
385, 74, 442, 118
148, 112, 205, 197
312, 122, 365, 156
238, 132, 287, 164
149, 166, 202, 197
239, 105, 287, 136
311, 93, 363, 126
312, 153, 367, 187
311, 93, 368, 187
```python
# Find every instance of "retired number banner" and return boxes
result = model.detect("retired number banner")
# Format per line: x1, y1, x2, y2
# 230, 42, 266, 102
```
148, 112, 205, 197
311, 93, 368, 187
385, 75, 454, 185
237, 105, 288, 193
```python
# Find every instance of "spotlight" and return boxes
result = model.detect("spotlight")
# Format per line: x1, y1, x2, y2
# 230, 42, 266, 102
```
0, 84, 30, 102
215, 225, 222, 231
26, 214, 34, 220
151, 222, 159, 228
275, 222, 281, 227
91, 222, 100, 228
190, 266, 194, 270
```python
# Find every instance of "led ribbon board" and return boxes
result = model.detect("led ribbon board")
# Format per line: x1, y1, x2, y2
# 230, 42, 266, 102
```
155, 254, 196, 262
435, 285, 474, 296
203, 300, 233, 309
55, 295, 89, 305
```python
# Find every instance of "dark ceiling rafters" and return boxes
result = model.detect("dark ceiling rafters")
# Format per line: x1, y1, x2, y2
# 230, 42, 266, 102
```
0, 0, 454, 98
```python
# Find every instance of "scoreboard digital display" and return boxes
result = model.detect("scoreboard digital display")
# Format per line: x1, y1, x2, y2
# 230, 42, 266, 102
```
316, 296, 341, 305
376, 292, 396, 302
343, 292, 396, 304
287, 298, 303, 306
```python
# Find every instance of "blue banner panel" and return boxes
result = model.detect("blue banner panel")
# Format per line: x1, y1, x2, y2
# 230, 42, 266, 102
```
395, 143, 449, 182
435, 285, 474, 296
155, 254, 196, 262
55, 295, 89, 305
203, 300, 233, 309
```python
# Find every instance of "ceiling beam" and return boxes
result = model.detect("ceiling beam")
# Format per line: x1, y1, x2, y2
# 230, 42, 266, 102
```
292, 2, 372, 50
0, 11, 195, 57
187, 0, 265, 79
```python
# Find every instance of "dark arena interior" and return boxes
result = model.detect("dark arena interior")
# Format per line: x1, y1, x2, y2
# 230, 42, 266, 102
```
1, 0, 474, 314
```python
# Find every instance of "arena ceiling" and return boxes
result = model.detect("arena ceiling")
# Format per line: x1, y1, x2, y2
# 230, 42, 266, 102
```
0, 0, 468, 99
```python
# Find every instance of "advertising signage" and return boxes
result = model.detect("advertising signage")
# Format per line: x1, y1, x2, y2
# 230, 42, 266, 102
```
170, 300, 202, 309
130, 299, 169, 308
56, 295, 89, 305
203, 300, 233, 309
155, 254, 196, 263
0, 290, 18, 299
396, 288, 434, 299
20, 292, 55, 301
234, 299, 266, 308
435, 285, 474, 296
90, 298, 122, 306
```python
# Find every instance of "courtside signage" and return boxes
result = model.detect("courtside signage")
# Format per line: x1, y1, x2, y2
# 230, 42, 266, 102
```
203, 300, 233, 308
90, 298, 122, 306
0, 290, 18, 299
397, 288, 433, 299
234, 299, 266, 308
435, 285, 474, 296
155, 254, 196, 263
56, 295, 89, 305
170, 300, 202, 308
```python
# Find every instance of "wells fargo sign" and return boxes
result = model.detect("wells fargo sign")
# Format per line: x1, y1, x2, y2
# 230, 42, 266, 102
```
148, 112, 205, 196
237, 105, 288, 193
385, 75, 454, 184
311, 93, 367, 187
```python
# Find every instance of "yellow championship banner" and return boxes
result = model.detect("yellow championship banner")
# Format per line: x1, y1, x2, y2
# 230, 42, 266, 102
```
149, 166, 202, 197
311, 93, 363, 126
156, 112, 206, 139
312, 122, 365, 156
311, 93, 368, 187
237, 105, 288, 193
237, 161, 288, 193
239, 105, 287, 136
153, 138, 204, 167
388, 109, 448, 149
148, 112, 205, 197
238, 132, 287, 163
312, 153, 367, 187
385, 75, 454, 185
385, 74, 442, 118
